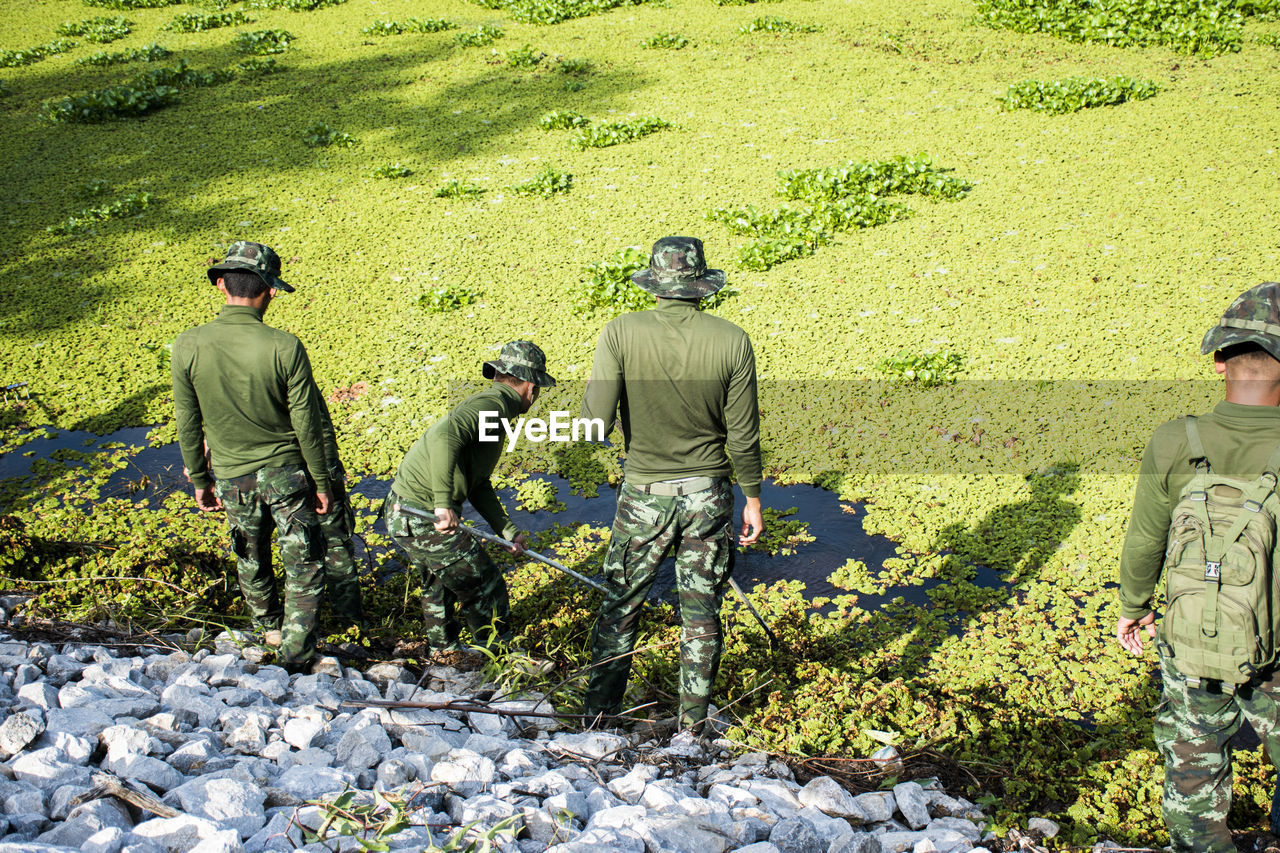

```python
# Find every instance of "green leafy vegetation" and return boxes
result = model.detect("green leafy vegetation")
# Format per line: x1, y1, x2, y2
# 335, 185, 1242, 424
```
46, 191, 153, 236
710, 155, 969, 270
876, 350, 967, 387
247, 0, 347, 10
572, 246, 735, 313
455, 25, 504, 47
713, 0, 781, 5
302, 121, 357, 147
235, 57, 281, 76
466, 0, 647, 25
508, 166, 573, 196
165, 10, 254, 32
368, 162, 413, 178
974, 0, 1278, 56
557, 57, 593, 75
418, 283, 481, 311
82, 0, 180, 8
56, 16, 133, 44
740, 16, 822, 34
39, 60, 235, 123
538, 109, 590, 130
1260, 31, 1280, 45
1000, 76, 1159, 113
360, 18, 457, 36
506, 44, 547, 68
0, 40, 77, 69
641, 31, 689, 48
76, 43, 172, 67
572, 116, 671, 149
233, 29, 295, 55
434, 179, 487, 198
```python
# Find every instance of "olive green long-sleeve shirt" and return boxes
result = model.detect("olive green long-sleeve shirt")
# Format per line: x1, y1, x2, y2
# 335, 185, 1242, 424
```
390, 383, 523, 540
581, 298, 763, 497
1119, 401, 1280, 620
171, 305, 331, 493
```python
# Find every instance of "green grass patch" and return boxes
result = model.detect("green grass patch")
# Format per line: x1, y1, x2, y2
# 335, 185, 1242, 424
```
47, 191, 154, 236
641, 31, 689, 49
1000, 76, 1159, 114
233, 29, 295, 55
455, 24, 504, 47
507, 166, 573, 196
165, 10, 254, 32
76, 44, 172, 67
467, 0, 647, 25
360, 18, 457, 36
0, 40, 78, 69
740, 16, 822, 34
56, 16, 133, 44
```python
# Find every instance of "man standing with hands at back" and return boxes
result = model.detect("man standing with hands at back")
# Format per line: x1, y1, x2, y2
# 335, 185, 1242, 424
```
582, 236, 765, 734
172, 241, 334, 672
1118, 281, 1280, 852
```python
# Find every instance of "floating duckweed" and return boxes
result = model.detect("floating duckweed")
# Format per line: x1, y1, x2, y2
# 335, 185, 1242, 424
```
76, 43, 172, 66
234, 29, 295, 55
369, 163, 413, 178
641, 31, 689, 49
165, 10, 254, 32
47, 191, 154, 235
418, 283, 481, 312
508, 166, 573, 197
0, 40, 78, 68
740, 17, 822, 34
572, 116, 671, 149
455, 24, 504, 47
434, 179, 486, 198
360, 17, 457, 36
302, 121, 357, 147
506, 44, 547, 67
56, 16, 133, 44
1000, 76, 1159, 114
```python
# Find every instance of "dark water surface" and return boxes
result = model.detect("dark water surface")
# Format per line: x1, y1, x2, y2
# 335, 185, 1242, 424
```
2, 427, 1009, 607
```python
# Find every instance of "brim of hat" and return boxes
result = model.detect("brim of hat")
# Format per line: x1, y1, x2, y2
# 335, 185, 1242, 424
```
483, 360, 557, 387
631, 268, 726, 300
207, 261, 294, 293
1202, 326, 1280, 361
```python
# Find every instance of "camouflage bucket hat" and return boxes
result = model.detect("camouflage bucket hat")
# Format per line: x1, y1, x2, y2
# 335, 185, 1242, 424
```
631, 236, 726, 300
206, 241, 293, 293
483, 340, 557, 387
1201, 281, 1280, 361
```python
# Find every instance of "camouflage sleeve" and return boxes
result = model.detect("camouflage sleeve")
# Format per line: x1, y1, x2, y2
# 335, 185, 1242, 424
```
724, 333, 763, 499
581, 324, 622, 437
470, 479, 518, 541
170, 334, 212, 490
1119, 433, 1174, 620
284, 340, 331, 495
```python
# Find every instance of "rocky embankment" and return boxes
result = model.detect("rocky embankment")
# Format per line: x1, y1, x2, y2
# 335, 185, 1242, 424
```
0, 624, 1100, 853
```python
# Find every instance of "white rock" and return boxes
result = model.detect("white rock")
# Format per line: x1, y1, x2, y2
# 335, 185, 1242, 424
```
929, 817, 981, 841
115, 754, 185, 793
170, 777, 266, 839
274, 766, 354, 800
796, 805, 853, 845
224, 718, 266, 756
376, 759, 415, 790
336, 723, 392, 772
449, 793, 519, 827
101, 725, 158, 765
82, 826, 126, 853
430, 749, 496, 796
798, 776, 864, 820
187, 828, 244, 853
768, 816, 824, 853
606, 766, 653, 804
586, 804, 645, 831
828, 834, 880, 853
243, 811, 304, 852
893, 782, 931, 830
850, 791, 895, 823
544, 790, 589, 821
17, 682, 60, 711
167, 740, 219, 775
1028, 817, 1059, 838
37, 798, 132, 849
44, 707, 113, 739
282, 718, 323, 750
462, 733, 513, 761
644, 816, 729, 853
12, 747, 94, 793
0, 710, 45, 757
742, 779, 805, 817
878, 831, 930, 853
871, 745, 903, 774
4, 781, 46, 813
130, 814, 226, 852
734, 845, 782, 853
547, 731, 626, 760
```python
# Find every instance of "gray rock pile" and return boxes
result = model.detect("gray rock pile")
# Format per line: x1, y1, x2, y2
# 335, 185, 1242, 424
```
0, 629, 1064, 853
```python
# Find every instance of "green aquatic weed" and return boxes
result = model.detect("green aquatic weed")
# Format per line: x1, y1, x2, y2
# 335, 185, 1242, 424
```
539, 109, 589, 130
876, 351, 967, 387
0, 40, 78, 68
56, 16, 133, 44
76, 43, 171, 66
466, 0, 646, 25
433, 179, 486, 198
369, 163, 413, 178
999, 76, 1159, 114
740, 17, 822, 34
361, 18, 457, 36
506, 44, 546, 67
302, 121, 357, 147
455, 25, 504, 47
572, 116, 671, 149
508, 167, 572, 196
234, 29, 295, 55
418, 283, 481, 311
641, 32, 689, 49
165, 10, 253, 32
47, 191, 154, 236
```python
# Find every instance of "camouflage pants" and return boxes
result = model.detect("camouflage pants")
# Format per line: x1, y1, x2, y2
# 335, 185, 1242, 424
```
1154, 654, 1280, 853
318, 462, 364, 628
385, 499, 509, 649
214, 465, 323, 667
586, 478, 735, 729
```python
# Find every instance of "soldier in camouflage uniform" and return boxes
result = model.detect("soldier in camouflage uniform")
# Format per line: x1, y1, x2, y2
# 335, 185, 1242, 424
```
582, 236, 765, 732
172, 242, 336, 671
1118, 281, 1280, 852
387, 342, 556, 651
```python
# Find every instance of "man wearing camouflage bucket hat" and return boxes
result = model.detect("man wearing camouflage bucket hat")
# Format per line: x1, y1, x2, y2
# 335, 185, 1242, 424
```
1118, 281, 1280, 852
172, 241, 363, 672
386, 342, 555, 656
581, 236, 765, 734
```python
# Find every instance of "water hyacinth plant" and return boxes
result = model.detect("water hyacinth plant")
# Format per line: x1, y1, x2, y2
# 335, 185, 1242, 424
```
572, 116, 671, 149
641, 32, 689, 49
538, 110, 590, 130
999, 76, 1159, 114
418, 283, 481, 312
466, 0, 646, 25
455, 25, 504, 47
235, 57, 281, 77
246, 0, 347, 10
876, 350, 967, 387
165, 10, 254, 32
76, 43, 172, 66
573, 246, 734, 313
506, 44, 547, 68
39, 60, 235, 122
360, 18, 457, 36
0, 40, 77, 69
369, 163, 413, 178
507, 166, 572, 196
740, 17, 822, 34
82, 0, 180, 7
47, 191, 154, 235
434, 179, 486, 198
302, 121, 357, 147
233, 29, 295, 55
56, 16, 133, 44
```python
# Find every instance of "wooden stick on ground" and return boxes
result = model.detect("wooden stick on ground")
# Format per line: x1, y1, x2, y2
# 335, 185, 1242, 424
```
70, 772, 180, 819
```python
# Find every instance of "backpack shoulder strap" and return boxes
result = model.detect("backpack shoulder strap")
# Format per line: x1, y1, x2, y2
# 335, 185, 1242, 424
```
1185, 416, 1209, 472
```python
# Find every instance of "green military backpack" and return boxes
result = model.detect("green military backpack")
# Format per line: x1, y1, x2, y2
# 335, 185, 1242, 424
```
1159, 416, 1280, 686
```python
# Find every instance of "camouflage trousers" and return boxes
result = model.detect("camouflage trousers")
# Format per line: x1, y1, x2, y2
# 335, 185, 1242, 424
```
317, 462, 364, 628
1154, 654, 1280, 853
215, 464, 323, 667
586, 478, 735, 730
385, 499, 509, 649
